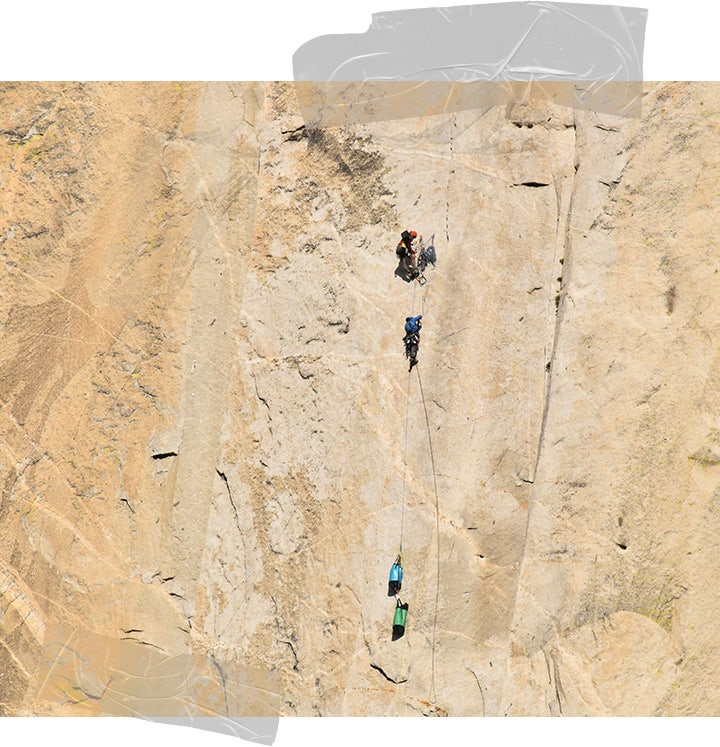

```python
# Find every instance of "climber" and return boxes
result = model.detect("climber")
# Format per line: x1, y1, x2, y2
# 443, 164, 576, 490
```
403, 315, 422, 371
399, 230, 417, 255
388, 554, 403, 596
402, 323, 419, 373
396, 230, 418, 276
392, 597, 409, 640
404, 315, 422, 336
395, 242, 407, 263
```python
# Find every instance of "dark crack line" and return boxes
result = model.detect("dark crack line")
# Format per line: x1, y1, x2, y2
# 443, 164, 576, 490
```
446, 115, 456, 244
532, 113, 579, 483
281, 639, 299, 671
211, 655, 231, 717
552, 655, 564, 715
120, 637, 165, 651
370, 663, 404, 685
217, 469, 242, 533
543, 648, 553, 685
252, 375, 273, 434
437, 326, 469, 343
467, 667, 486, 716
281, 124, 306, 142
119, 495, 135, 513
502, 113, 580, 700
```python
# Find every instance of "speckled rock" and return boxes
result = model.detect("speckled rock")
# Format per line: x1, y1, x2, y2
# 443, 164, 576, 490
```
0, 81, 718, 719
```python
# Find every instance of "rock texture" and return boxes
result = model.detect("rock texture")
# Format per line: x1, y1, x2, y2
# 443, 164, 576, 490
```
0, 81, 719, 718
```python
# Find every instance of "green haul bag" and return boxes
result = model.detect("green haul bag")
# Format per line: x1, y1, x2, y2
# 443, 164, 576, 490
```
392, 599, 408, 640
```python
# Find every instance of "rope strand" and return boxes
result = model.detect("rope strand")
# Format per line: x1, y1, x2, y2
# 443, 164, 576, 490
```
399, 368, 411, 551
395, 245, 440, 706
399, 278, 419, 551
416, 349, 440, 705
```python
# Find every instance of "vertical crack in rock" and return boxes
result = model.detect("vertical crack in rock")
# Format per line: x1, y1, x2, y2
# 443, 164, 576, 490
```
252, 374, 272, 433
216, 469, 242, 534
533, 111, 578, 482
446, 115, 456, 243
551, 653, 564, 715
467, 667, 486, 716
281, 639, 299, 671
211, 654, 231, 716
500, 112, 580, 710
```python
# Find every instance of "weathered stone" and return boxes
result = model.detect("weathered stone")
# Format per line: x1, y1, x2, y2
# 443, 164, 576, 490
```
0, 81, 718, 718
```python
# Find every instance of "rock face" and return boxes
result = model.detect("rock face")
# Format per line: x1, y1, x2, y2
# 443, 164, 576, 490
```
1, 81, 719, 718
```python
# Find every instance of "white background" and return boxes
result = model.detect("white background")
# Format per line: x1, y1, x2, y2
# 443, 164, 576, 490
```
0, 0, 714, 80
0, 1, 714, 745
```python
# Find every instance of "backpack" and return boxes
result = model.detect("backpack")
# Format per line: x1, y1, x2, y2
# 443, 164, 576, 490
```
423, 243, 436, 266
396, 243, 407, 260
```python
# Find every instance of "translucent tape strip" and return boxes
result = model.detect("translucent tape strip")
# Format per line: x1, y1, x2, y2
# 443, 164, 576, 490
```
35, 624, 280, 744
293, 2, 647, 123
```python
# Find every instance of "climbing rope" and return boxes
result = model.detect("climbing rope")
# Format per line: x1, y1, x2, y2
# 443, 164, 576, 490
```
399, 368, 411, 552
399, 278, 419, 552
409, 255, 440, 704
400, 283, 423, 555
416, 364, 441, 705
417, 272, 440, 703
392, 234, 441, 706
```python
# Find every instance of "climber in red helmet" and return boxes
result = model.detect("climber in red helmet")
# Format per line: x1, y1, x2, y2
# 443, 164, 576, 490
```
396, 230, 419, 276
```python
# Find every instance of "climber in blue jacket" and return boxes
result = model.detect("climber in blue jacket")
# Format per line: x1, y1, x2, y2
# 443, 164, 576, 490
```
403, 315, 422, 372
404, 315, 422, 335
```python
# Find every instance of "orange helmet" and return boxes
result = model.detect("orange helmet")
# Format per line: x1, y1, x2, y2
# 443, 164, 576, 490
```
409, 231, 417, 238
